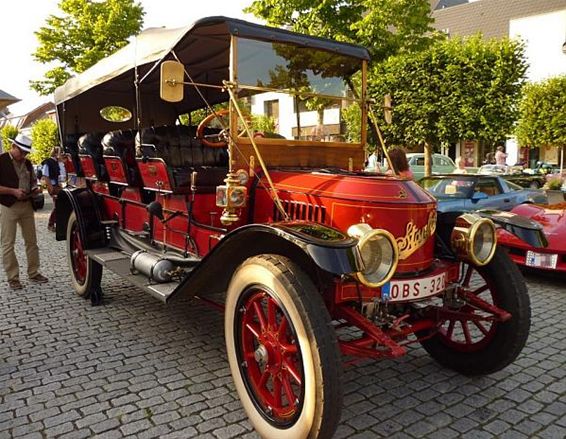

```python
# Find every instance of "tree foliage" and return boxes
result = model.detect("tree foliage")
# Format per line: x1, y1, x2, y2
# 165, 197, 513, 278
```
515, 75, 566, 149
245, 0, 440, 62
31, 0, 145, 95
1, 125, 19, 152
30, 119, 60, 164
370, 35, 527, 151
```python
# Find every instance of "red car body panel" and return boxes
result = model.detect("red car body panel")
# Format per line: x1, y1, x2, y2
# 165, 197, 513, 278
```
253, 171, 438, 274
498, 203, 566, 271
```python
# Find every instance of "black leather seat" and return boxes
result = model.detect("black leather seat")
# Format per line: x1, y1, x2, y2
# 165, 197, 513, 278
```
64, 133, 83, 176
136, 125, 228, 190
78, 132, 108, 181
102, 130, 140, 185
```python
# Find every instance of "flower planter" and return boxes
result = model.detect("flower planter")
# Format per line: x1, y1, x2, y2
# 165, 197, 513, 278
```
545, 189, 565, 204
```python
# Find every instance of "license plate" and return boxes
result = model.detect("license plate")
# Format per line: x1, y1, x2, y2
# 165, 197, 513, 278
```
382, 272, 446, 302
526, 251, 558, 269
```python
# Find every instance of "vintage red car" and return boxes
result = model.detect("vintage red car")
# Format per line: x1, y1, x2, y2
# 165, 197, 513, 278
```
498, 202, 566, 271
54, 17, 545, 438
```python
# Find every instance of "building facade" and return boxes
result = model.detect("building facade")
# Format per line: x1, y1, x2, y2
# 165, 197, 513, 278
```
431, 0, 566, 167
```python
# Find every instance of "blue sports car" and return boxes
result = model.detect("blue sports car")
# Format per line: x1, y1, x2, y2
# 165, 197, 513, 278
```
419, 174, 547, 213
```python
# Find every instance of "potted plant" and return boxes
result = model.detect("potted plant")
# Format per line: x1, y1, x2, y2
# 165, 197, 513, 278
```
543, 174, 565, 203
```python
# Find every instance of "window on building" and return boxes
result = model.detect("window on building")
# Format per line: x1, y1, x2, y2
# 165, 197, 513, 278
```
264, 100, 279, 120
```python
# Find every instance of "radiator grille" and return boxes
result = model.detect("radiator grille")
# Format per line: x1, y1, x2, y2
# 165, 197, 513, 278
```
273, 200, 326, 223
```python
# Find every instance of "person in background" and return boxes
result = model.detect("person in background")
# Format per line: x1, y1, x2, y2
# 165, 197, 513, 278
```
0, 134, 49, 290
42, 147, 63, 232
365, 150, 381, 173
453, 156, 468, 174
58, 151, 67, 186
385, 147, 413, 179
495, 145, 508, 167
483, 151, 496, 165
311, 122, 328, 141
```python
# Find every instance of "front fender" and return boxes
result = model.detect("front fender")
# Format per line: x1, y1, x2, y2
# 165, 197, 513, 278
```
169, 222, 362, 302
475, 209, 547, 248
55, 187, 107, 249
435, 209, 547, 261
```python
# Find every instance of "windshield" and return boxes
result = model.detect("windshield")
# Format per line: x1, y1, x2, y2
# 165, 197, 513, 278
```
479, 165, 506, 175
420, 177, 475, 199
506, 180, 523, 191
236, 38, 363, 143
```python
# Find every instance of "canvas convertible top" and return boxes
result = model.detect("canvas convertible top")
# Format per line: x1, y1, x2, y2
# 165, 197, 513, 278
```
55, 16, 370, 135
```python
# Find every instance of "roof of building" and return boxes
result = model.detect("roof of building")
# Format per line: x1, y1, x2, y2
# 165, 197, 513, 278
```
431, 0, 566, 38
0, 102, 55, 130
0, 89, 20, 111
18, 102, 55, 129
434, 0, 469, 10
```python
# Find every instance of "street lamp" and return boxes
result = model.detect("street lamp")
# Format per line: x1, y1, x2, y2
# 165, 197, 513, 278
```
562, 40, 566, 55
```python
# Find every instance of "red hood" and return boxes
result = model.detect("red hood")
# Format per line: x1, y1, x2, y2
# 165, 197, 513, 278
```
268, 171, 435, 204
498, 203, 566, 251
254, 170, 438, 274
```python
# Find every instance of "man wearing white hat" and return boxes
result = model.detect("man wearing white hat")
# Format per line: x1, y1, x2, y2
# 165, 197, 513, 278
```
0, 133, 49, 289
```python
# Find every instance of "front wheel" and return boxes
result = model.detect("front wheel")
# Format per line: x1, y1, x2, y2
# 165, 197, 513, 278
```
419, 248, 530, 375
225, 255, 342, 439
66, 212, 102, 297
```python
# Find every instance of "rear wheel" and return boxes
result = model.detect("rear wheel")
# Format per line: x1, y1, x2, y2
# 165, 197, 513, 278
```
419, 249, 530, 375
225, 255, 342, 439
66, 212, 102, 297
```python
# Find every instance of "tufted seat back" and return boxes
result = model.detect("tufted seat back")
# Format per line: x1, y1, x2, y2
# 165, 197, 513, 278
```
63, 133, 82, 176
102, 130, 141, 185
136, 125, 228, 192
137, 125, 228, 168
78, 132, 108, 181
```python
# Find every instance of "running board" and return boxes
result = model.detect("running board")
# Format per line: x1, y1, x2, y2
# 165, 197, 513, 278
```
85, 248, 180, 303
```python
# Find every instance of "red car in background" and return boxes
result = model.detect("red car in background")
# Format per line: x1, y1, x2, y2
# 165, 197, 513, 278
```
498, 202, 566, 272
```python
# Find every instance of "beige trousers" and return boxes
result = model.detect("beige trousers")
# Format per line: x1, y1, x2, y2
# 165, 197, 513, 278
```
1, 201, 40, 281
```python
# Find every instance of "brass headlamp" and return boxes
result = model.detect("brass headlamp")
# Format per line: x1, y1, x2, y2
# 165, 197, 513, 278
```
451, 213, 497, 266
348, 223, 399, 287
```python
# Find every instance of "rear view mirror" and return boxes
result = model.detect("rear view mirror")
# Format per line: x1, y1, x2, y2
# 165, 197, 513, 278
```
100, 106, 132, 122
160, 60, 184, 102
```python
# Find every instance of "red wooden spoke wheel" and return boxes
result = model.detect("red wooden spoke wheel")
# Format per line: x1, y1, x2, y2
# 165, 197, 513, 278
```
70, 221, 87, 285
66, 212, 102, 297
236, 288, 304, 426
418, 249, 531, 375
434, 263, 499, 352
225, 255, 342, 438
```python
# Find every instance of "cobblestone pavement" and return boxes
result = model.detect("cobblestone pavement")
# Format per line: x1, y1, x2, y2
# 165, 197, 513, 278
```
1, 198, 566, 439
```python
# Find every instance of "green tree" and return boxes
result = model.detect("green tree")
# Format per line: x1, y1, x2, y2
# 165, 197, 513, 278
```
252, 114, 276, 133
31, 0, 145, 95
245, 0, 440, 62
29, 119, 60, 164
1, 125, 19, 152
370, 35, 527, 175
515, 75, 566, 153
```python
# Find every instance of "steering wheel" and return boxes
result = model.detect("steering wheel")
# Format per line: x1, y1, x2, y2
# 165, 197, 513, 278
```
197, 109, 230, 148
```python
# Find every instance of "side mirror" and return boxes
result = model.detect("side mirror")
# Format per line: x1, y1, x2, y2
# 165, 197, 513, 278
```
471, 191, 489, 202
160, 60, 184, 102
